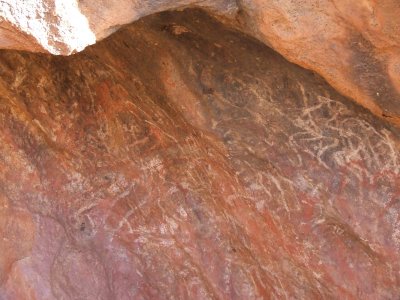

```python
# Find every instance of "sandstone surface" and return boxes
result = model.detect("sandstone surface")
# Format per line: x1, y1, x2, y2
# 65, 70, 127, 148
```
0, 9, 399, 299
1, 1, 400, 123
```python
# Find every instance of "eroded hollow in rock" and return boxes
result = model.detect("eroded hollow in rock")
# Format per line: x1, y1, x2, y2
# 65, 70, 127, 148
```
0, 8, 399, 299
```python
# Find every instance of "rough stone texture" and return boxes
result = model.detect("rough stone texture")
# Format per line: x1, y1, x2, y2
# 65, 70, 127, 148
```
0, 0, 236, 54
0, 9, 399, 299
237, 0, 400, 124
1, 1, 400, 124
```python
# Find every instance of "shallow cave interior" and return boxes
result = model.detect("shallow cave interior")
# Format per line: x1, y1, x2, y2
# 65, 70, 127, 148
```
0, 7, 399, 300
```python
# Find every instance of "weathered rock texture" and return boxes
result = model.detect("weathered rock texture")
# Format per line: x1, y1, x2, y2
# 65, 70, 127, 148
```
1, 0, 400, 124
0, 9, 399, 299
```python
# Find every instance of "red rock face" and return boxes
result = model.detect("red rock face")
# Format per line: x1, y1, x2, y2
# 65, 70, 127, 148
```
0, 9, 399, 299
238, 0, 400, 125
2, 1, 400, 124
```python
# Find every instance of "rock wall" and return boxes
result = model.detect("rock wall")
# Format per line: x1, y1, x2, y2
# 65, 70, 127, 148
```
1, 1, 400, 124
0, 9, 399, 299
238, 0, 400, 124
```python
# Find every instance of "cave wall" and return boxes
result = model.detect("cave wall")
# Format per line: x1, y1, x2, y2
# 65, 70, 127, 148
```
1, 0, 400, 124
0, 9, 399, 299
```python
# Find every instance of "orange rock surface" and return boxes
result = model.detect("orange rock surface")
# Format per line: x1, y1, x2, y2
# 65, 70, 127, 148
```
1, 1, 400, 123
0, 10, 399, 299
239, 0, 400, 123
